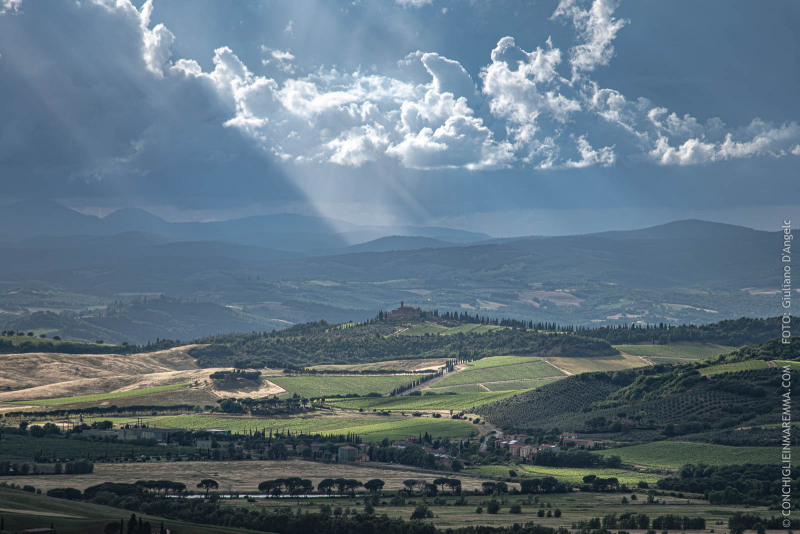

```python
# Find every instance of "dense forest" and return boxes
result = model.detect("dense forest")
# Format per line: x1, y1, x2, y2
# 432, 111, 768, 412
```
577, 316, 800, 346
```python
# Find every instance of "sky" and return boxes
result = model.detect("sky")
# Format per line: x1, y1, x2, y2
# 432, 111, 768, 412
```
0, 0, 798, 236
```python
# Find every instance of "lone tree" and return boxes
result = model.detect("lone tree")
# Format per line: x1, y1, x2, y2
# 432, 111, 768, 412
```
197, 478, 219, 497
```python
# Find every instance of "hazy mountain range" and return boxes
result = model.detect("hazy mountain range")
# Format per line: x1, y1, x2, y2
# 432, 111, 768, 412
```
0, 200, 783, 344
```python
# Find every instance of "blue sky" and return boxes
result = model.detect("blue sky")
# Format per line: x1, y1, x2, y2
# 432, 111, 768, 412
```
0, 0, 798, 235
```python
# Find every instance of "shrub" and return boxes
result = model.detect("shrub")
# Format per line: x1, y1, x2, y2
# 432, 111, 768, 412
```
47, 487, 82, 500
411, 504, 433, 520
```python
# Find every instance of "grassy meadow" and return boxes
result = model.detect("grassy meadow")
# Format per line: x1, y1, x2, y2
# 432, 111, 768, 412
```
432, 356, 564, 389
268, 375, 418, 398
465, 464, 662, 486
615, 343, 738, 360
327, 390, 521, 411
82, 413, 478, 442
596, 441, 791, 469
542, 353, 647, 374
397, 323, 505, 336
700, 360, 769, 375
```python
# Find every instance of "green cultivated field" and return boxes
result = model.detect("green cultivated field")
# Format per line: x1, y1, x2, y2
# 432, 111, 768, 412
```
597, 441, 792, 469
434, 356, 564, 388
543, 354, 647, 375
466, 464, 662, 485
398, 323, 504, 336
468, 355, 545, 369
615, 343, 737, 360
519, 465, 662, 485
482, 377, 564, 391
86, 413, 477, 442
7, 382, 193, 406
327, 390, 521, 411
426, 384, 490, 394
701, 360, 769, 375
269, 375, 417, 398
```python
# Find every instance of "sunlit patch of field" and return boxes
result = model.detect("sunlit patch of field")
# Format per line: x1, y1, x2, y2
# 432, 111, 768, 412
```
0, 345, 200, 393
614, 343, 737, 360
0, 344, 284, 406
433, 356, 564, 388
596, 441, 796, 469
327, 390, 522, 411
268, 375, 417, 398
309, 358, 449, 373
543, 353, 648, 375
83, 412, 478, 442
465, 464, 662, 485
481, 377, 564, 391
397, 323, 504, 336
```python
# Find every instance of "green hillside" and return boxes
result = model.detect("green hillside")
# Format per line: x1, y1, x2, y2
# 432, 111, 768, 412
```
476, 337, 799, 437
615, 343, 737, 360
188, 316, 618, 368
433, 356, 564, 388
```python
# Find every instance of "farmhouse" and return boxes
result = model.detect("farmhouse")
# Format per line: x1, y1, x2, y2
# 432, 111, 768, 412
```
537, 443, 561, 452
559, 432, 595, 449
82, 426, 184, 443
434, 454, 453, 468
337, 445, 357, 463
387, 301, 429, 320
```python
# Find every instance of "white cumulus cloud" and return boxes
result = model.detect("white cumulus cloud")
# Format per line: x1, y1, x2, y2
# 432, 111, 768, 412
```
552, 0, 628, 79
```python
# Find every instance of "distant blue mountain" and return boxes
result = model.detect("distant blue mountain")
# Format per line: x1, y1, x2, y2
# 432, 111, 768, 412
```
0, 199, 490, 251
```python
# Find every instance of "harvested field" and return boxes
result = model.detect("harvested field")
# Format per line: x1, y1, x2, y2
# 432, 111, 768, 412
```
0, 459, 505, 494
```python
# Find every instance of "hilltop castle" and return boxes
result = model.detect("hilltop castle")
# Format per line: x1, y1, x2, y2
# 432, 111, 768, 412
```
387, 301, 429, 320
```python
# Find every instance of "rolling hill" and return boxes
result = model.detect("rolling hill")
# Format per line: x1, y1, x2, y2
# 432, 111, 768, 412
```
0, 200, 783, 340
475, 337, 799, 437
